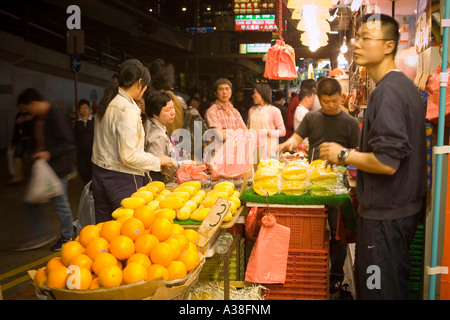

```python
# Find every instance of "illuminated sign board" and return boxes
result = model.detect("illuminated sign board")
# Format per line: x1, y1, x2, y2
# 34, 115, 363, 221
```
233, 0, 276, 15
235, 14, 277, 31
239, 43, 272, 54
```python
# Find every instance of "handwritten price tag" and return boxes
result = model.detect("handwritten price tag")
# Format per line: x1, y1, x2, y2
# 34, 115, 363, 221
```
198, 197, 230, 248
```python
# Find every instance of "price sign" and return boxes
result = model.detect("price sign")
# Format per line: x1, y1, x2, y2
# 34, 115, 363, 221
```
197, 197, 230, 248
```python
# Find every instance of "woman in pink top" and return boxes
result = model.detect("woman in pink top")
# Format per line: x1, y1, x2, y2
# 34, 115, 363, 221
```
248, 83, 286, 158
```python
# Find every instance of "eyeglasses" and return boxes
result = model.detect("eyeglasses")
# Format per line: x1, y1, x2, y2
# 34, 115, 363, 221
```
354, 36, 392, 45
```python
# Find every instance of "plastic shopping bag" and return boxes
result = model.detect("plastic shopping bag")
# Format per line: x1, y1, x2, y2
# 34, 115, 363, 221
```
245, 214, 290, 284
75, 180, 96, 235
264, 39, 297, 80
24, 159, 63, 204
426, 67, 450, 122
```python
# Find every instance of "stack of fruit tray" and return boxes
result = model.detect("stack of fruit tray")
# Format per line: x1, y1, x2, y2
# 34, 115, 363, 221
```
257, 206, 330, 300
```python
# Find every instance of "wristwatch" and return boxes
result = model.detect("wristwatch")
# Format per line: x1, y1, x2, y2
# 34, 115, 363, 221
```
338, 148, 350, 164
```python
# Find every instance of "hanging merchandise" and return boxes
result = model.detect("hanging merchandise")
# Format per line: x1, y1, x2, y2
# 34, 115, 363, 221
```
264, 0, 297, 80
245, 214, 291, 284
425, 67, 450, 122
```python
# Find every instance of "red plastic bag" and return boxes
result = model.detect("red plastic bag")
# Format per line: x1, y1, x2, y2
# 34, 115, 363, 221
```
264, 39, 297, 80
210, 130, 256, 180
426, 67, 450, 122
176, 164, 208, 184
245, 214, 290, 284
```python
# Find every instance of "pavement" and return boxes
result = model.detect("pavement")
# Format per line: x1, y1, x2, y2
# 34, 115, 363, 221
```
0, 159, 85, 300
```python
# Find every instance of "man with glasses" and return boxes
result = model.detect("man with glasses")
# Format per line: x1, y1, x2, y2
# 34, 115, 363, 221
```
319, 14, 426, 299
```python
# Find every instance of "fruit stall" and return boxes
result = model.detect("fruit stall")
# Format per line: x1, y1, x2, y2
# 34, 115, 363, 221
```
29, 130, 358, 300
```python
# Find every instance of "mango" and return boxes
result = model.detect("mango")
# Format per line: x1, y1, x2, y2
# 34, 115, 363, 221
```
202, 192, 230, 208
281, 165, 307, 180
169, 191, 191, 202
154, 208, 176, 221
229, 201, 237, 215
190, 206, 210, 222
223, 210, 232, 222
213, 181, 235, 189
174, 185, 197, 197
146, 181, 165, 192
179, 180, 202, 191
191, 190, 206, 205
147, 200, 160, 211
121, 197, 146, 209
112, 208, 134, 220
212, 185, 235, 196
159, 196, 186, 209
228, 196, 241, 209
138, 185, 160, 196
160, 189, 172, 197
176, 206, 192, 221
131, 190, 154, 203
184, 200, 198, 212
154, 195, 166, 202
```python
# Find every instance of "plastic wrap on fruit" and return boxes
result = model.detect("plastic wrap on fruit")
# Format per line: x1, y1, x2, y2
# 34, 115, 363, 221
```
309, 180, 336, 196
281, 180, 307, 196
309, 166, 337, 182
254, 166, 280, 182
281, 163, 308, 181
253, 177, 278, 196
257, 158, 282, 170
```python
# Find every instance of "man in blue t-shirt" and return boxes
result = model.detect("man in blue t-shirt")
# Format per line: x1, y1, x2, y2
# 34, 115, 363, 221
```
319, 14, 426, 300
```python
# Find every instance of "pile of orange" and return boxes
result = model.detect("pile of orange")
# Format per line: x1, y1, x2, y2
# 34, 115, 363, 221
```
33, 181, 202, 290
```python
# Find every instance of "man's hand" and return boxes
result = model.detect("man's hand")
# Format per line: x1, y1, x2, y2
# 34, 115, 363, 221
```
159, 155, 175, 167
33, 151, 51, 162
318, 142, 344, 165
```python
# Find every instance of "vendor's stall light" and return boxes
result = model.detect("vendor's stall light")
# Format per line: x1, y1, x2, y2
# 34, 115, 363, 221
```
340, 36, 348, 53
309, 41, 320, 52
297, 19, 330, 33
207, 7, 211, 11
149, 8, 153, 12
182, 7, 187, 12
287, 0, 333, 7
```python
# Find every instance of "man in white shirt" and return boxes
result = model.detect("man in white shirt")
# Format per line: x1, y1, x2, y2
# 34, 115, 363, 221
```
293, 87, 315, 131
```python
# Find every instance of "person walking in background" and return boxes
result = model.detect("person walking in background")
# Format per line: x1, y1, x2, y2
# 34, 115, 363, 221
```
183, 96, 209, 161
293, 86, 316, 132
319, 14, 427, 300
272, 89, 288, 143
248, 83, 286, 159
15, 88, 76, 251
91, 59, 174, 223
233, 88, 252, 124
7, 103, 33, 186
74, 99, 94, 185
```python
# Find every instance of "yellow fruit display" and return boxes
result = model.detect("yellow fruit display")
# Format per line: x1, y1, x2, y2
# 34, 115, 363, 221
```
154, 208, 176, 222
211, 185, 235, 196
138, 185, 160, 197
121, 197, 146, 210
223, 210, 232, 222
281, 165, 307, 180
160, 189, 172, 197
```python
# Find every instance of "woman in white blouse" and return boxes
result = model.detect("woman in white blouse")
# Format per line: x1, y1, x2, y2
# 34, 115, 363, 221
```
91, 59, 174, 222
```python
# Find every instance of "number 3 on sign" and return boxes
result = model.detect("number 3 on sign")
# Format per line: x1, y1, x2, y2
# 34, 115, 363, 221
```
198, 197, 230, 248
209, 202, 228, 227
